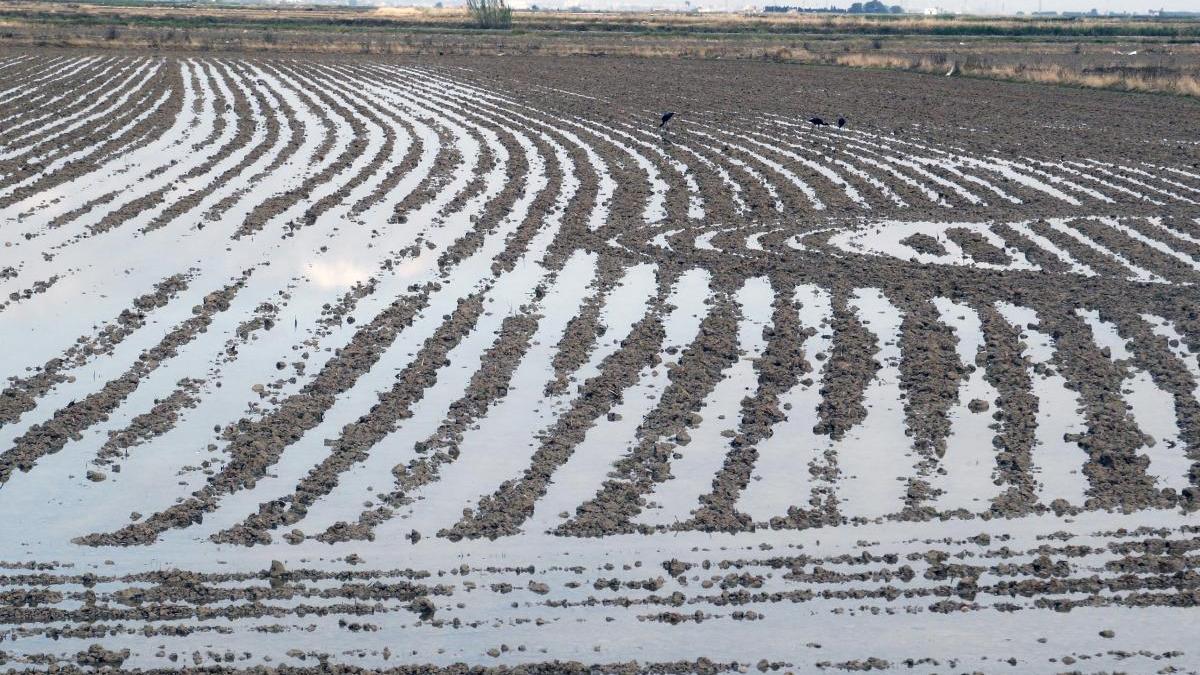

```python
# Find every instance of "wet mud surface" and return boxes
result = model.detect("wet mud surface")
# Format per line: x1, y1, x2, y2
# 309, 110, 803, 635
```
1, 47, 1200, 671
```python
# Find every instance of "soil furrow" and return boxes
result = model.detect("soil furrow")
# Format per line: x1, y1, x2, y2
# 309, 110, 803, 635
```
0, 276, 248, 487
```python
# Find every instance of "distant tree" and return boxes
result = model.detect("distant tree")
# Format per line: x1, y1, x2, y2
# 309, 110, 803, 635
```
466, 0, 511, 28
889, 4, 903, 12
848, 0, 889, 12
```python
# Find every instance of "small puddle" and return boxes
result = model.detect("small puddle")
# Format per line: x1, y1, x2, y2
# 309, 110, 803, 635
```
930, 298, 1001, 513
995, 302, 1090, 508
833, 288, 911, 522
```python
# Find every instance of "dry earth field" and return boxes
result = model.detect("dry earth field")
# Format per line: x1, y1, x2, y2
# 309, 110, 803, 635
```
4, 3, 1200, 96
1, 48, 1200, 672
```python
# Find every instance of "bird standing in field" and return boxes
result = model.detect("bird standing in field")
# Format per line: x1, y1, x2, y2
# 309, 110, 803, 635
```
659, 111, 676, 144
809, 116, 830, 127
837, 116, 846, 128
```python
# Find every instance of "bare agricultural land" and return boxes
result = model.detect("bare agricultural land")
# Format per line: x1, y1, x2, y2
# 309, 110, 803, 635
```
1, 47, 1200, 672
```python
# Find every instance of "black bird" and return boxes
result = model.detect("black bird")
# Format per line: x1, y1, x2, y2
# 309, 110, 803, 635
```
659, 111, 675, 128
837, 116, 846, 128
808, 116, 830, 127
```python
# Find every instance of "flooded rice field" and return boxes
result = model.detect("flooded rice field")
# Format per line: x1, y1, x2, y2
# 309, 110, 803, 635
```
1, 49, 1200, 672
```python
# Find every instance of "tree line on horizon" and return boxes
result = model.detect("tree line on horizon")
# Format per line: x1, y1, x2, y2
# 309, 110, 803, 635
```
764, 2, 905, 13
